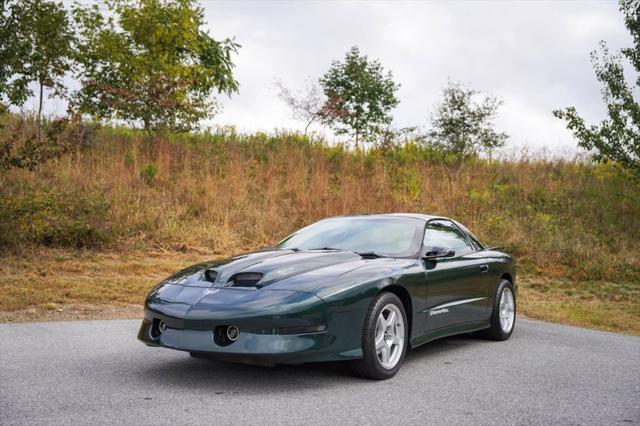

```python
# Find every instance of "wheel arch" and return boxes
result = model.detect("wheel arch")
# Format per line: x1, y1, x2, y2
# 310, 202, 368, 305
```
499, 271, 517, 296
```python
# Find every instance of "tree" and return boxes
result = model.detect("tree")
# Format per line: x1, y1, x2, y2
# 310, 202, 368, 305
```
72, 0, 240, 134
0, 0, 74, 129
376, 125, 421, 151
274, 78, 325, 135
0, 0, 17, 113
554, 0, 640, 175
319, 46, 399, 149
426, 82, 508, 158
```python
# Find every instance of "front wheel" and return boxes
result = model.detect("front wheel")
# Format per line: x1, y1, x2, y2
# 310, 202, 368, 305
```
478, 279, 516, 340
350, 292, 408, 380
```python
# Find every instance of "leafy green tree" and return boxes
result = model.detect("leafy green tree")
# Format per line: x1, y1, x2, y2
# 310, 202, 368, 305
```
0, 0, 74, 127
554, 0, 639, 175
72, 0, 240, 134
0, 0, 16, 113
427, 82, 508, 158
319, 46, 399, 149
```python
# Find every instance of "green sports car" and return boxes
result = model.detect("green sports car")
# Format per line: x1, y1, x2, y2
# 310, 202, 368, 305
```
138, 214, 516, 379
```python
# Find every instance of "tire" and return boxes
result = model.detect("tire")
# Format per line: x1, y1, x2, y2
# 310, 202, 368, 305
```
477, 279, 516, 340
350, 292, 408, 380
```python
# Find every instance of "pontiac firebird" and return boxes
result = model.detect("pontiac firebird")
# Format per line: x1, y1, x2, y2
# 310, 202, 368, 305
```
138, 214, 516, 379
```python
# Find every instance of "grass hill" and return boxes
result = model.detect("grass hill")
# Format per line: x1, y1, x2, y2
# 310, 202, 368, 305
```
1, 124, 638, 333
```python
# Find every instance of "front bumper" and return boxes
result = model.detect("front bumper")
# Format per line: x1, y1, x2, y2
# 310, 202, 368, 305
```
138, 318, 358, 364
137, 287, 365, 364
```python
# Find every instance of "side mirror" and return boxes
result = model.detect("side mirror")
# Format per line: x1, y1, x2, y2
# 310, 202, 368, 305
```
423, 246, 455, 260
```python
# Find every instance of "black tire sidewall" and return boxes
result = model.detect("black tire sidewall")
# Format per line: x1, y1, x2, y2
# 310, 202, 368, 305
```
489, 279, 516, 340
361, 292, 409, 379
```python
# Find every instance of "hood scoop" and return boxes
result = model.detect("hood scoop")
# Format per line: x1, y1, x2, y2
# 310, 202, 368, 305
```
227, 272, 264, 288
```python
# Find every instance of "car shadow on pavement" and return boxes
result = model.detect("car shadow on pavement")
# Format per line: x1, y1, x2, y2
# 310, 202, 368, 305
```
404, 333, 479, 365
132, 354, 354, 393
130, 334, 481, 392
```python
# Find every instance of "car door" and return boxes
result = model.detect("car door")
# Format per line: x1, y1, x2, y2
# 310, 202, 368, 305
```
422, 220, 490, 332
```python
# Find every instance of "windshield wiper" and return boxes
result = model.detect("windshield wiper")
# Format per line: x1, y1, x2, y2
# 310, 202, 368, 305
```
355, 251, 388, 258
303, 247, 387, 258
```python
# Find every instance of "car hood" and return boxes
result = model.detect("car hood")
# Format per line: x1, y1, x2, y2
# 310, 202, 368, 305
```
157, 249, 406, 293
147, 249, 419, 321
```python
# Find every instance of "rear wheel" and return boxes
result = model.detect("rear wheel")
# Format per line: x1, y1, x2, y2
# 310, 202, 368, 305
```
350, 292, 408, 380
478, 279, 516, 340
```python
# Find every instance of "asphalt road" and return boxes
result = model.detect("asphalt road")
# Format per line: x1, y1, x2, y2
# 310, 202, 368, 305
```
1, 318, 639, 425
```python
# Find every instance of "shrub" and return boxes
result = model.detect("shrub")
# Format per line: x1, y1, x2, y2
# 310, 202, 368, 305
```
0, 114, 94, 171
140, 163, 158, 183
0, 189, 110, 248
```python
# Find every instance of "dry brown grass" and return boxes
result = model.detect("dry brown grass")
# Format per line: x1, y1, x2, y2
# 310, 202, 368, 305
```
518, 276, 640, 335
1, 248, 638, 335
0, 248, 212, 311
0, 127, 639, 331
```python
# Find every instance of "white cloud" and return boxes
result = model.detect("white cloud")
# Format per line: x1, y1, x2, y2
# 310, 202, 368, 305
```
202, 0, 632, 155
39, 1, 633, 155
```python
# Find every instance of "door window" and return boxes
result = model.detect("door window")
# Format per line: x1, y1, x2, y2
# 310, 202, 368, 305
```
423, 220, 474, 255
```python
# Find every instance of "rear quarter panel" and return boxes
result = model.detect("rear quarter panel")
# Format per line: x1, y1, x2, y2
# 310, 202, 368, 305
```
484, 249, 517, 301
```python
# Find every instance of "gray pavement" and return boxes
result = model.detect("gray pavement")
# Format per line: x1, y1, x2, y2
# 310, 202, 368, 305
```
1, 318, 639, 425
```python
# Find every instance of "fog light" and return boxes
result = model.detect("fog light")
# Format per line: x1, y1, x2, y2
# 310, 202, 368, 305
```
159, 320, 167, 333
226, 325, 240, 341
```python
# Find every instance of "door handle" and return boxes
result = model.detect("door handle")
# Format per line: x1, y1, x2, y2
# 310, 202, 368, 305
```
480, 264, 489, 273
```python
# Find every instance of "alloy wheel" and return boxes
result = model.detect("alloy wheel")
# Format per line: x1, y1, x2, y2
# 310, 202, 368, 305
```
374, 303, 405, 369
499, 287, 515, 333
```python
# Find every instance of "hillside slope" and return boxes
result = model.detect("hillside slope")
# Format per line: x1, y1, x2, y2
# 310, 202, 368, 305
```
1, 128, 638, 332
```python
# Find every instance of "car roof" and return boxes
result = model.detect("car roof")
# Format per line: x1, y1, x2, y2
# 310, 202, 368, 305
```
330, 213, 447, 222
383, 212, 445, 221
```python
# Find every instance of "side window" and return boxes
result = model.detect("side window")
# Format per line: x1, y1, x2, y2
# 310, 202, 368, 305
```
423, 220, 474, 255
468, 234, 484, 251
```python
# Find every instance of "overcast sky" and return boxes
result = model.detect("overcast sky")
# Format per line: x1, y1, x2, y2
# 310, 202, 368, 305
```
42, 0, 631, 155
198, 0, 632, 156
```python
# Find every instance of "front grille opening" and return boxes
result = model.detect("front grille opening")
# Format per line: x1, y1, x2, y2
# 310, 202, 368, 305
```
276, 324, 328, 335
148, 319, 163, 340
227, 272, 263, 288
251, 325, 328, 335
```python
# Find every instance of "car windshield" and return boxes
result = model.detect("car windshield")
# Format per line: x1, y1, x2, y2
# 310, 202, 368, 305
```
274, 216, 425, 258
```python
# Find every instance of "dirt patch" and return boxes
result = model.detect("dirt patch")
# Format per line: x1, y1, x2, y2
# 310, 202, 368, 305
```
0, 304, 143, 323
